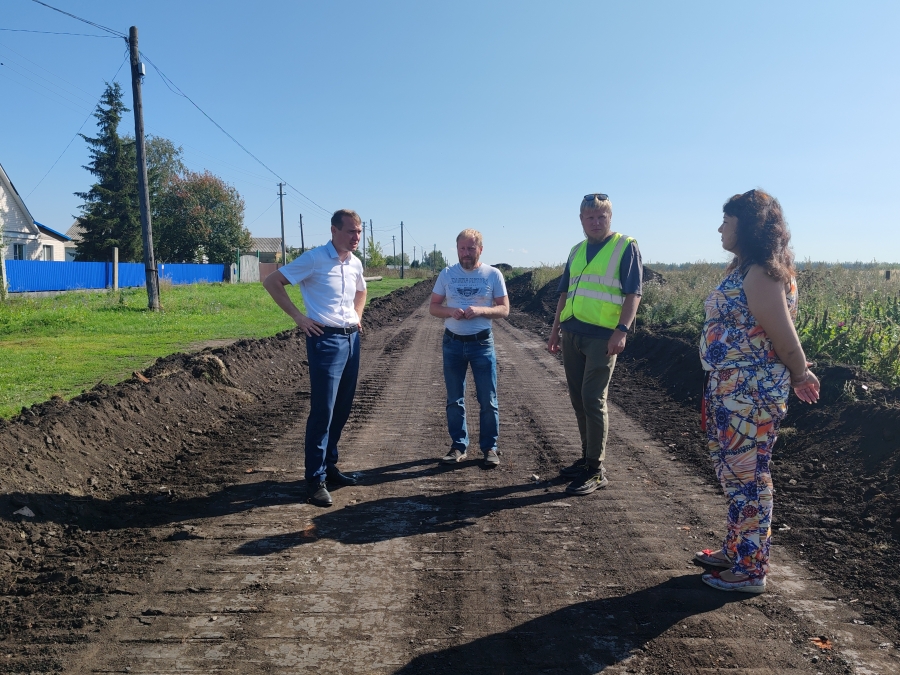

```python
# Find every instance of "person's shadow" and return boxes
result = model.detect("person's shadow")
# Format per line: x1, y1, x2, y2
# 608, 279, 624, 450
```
235, 465, 569, 555
391, 575, 745, 673
0, 458, 564, 541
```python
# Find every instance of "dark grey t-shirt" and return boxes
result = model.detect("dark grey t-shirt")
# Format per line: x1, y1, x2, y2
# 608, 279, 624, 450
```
557, 234, 643, 340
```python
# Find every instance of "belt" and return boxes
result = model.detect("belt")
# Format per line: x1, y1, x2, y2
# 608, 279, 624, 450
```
319, 324, 359, 335
445, 328, 491, 342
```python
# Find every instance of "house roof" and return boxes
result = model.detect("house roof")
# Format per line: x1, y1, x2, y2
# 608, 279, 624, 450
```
66, 221, 85, 242
35, 221, 71, 241
249, 237, 283, 253
0, 161, 38, 235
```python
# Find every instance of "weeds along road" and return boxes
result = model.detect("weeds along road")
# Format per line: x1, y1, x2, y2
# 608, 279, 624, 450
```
9, 289, 899, 674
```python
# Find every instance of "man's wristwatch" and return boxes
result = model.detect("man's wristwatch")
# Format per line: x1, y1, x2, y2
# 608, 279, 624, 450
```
615, 323, 629, 333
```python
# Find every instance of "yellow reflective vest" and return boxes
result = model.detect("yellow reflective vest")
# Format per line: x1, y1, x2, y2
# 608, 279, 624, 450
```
560, 233, 633, 329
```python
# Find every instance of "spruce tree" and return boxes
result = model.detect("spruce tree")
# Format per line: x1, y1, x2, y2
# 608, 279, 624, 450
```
74, 82, 142, 262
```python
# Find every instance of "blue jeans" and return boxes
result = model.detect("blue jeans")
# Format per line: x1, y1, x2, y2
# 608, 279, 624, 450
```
442, 331, 499, 453
305, 332, 360, 484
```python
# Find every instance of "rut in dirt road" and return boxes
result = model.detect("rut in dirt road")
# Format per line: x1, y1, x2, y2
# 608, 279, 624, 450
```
20, 294, 900, 674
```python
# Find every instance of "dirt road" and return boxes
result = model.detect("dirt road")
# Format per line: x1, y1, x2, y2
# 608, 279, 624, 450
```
2, 285, 899, 674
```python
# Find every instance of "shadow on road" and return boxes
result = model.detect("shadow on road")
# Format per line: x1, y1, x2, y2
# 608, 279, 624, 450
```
235, 473, 569, 554
1, 458, 565, 546
389, 575, 744, 673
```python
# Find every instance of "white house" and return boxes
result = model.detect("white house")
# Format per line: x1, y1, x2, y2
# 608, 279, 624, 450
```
1, 161, 39, 261
0, 162, 68, 261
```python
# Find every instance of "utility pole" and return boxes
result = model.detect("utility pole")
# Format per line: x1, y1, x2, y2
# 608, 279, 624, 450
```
128, 26, 159, 310
413, 246, 416, 267
298, 213, 305, 254
278, 183, 286, 265
400, 221, 404, 279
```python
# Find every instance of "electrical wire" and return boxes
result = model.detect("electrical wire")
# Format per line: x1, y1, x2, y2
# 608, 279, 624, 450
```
25, 0, 335, 229
29, 0, 127, 38
0, 39, 118, 104
25, 54, 129, 198
0, 27, 119, 38
139, 52, 332, 218
247, 196, 280, 227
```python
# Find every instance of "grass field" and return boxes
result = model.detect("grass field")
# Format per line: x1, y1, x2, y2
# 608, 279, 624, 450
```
640, 263, 900, 385
0, 278, 421, 418
521, 261, 900, 385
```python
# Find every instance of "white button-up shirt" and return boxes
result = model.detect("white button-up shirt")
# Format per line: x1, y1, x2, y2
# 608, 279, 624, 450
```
279, 241, 366, 328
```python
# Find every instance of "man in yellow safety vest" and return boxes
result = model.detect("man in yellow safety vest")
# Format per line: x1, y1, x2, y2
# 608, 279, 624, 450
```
547, 193, 643, 495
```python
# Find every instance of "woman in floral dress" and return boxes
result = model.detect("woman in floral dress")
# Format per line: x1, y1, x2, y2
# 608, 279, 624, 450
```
697, 189, 820, 593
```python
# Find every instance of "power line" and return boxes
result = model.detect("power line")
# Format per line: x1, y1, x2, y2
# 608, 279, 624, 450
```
139, 52, 332, 218
0, 27, 119, 38
247, 196, 280, 227
27, 0, 334, 224
25, 54, 129, 198
29, 0, 127, 38
0, 39, 122, 103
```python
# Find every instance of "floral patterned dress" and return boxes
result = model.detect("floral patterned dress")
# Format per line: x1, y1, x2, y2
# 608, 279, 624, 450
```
699, 269, 797, 578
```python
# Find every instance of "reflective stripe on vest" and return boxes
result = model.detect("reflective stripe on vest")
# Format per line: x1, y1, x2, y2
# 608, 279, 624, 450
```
560, 233, 632, 329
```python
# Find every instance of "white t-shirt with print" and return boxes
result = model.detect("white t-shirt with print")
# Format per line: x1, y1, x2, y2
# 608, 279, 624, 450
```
432, 263, 508, 335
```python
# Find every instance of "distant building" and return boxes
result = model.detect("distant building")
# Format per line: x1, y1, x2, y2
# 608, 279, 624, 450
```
64, 221, 85, 261
1, 162, 69, 261
249, 237, 283, 263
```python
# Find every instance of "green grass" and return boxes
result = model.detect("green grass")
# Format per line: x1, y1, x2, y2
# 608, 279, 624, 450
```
639, 263, 900, 385
0, 278, 421, 418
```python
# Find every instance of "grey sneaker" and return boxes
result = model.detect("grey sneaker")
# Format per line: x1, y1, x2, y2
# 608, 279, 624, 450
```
559, 457, 587, 478
565, 465, 608, 495
483, 450, 500, 468
442, 448, 467, 464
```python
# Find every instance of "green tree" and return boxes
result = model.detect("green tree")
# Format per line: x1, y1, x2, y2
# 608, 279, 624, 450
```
154, 171, 251, 264
422, 249, 447, 271
385, 252, 410, 266
74, 82, 141, 261
144, 135, 185, 219
355, 236, 385, 267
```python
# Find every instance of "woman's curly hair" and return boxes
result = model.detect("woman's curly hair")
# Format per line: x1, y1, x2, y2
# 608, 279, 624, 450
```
724, 189, 795, 283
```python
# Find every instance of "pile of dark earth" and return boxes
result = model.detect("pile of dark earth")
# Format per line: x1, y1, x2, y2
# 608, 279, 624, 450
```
1, 271, 898, 672
504, 269, 900, 642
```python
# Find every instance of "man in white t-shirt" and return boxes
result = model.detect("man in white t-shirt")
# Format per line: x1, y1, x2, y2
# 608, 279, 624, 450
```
429, 229, 510, 467
263, 209, 366, 507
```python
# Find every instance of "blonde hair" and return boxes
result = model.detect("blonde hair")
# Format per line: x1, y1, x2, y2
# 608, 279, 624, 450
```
456, 229, 483, 247
580, 195, 613, 217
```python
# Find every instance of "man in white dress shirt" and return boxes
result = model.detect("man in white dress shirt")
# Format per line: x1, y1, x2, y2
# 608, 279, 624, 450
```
263, 209, 366, 507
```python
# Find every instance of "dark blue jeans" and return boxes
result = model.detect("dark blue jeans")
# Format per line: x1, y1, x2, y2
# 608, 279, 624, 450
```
305, 331, 360, 484
442, 332, 499, 453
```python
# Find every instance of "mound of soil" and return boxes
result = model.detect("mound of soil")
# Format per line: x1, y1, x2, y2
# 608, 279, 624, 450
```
0, 279, 434, 671
505, 269, 900, 636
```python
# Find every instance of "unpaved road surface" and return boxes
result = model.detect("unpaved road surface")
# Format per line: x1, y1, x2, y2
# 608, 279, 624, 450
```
2, 282, 899, 674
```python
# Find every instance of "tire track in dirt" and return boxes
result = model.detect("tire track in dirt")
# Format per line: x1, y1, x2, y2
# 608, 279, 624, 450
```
56, 296, 899, 674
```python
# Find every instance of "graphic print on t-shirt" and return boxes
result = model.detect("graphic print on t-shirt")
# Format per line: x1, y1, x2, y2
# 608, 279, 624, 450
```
447, 275, 494, 308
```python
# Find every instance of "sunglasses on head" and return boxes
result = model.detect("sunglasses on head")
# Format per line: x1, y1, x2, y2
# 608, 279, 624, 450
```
583, 193, 609, 202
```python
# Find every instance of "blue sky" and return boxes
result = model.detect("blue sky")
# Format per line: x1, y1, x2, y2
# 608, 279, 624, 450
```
2, 0, 898, 266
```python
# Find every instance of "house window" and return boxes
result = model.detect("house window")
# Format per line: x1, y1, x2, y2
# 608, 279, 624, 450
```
12, 244, 25, 260
43, 245, 54, 261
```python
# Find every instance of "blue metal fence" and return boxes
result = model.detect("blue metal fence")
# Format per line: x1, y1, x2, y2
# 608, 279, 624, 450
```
4, 260, 226, 293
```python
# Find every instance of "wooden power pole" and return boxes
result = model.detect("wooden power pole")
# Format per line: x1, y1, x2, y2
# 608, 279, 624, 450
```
400, 221, 404, 279
129, 26, 159, 310
278, 183, 286, 265
298, 213, 305, 253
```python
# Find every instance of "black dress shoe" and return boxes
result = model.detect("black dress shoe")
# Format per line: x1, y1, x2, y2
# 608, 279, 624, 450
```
326, 466, 358, 486
307, 482, 333, 507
